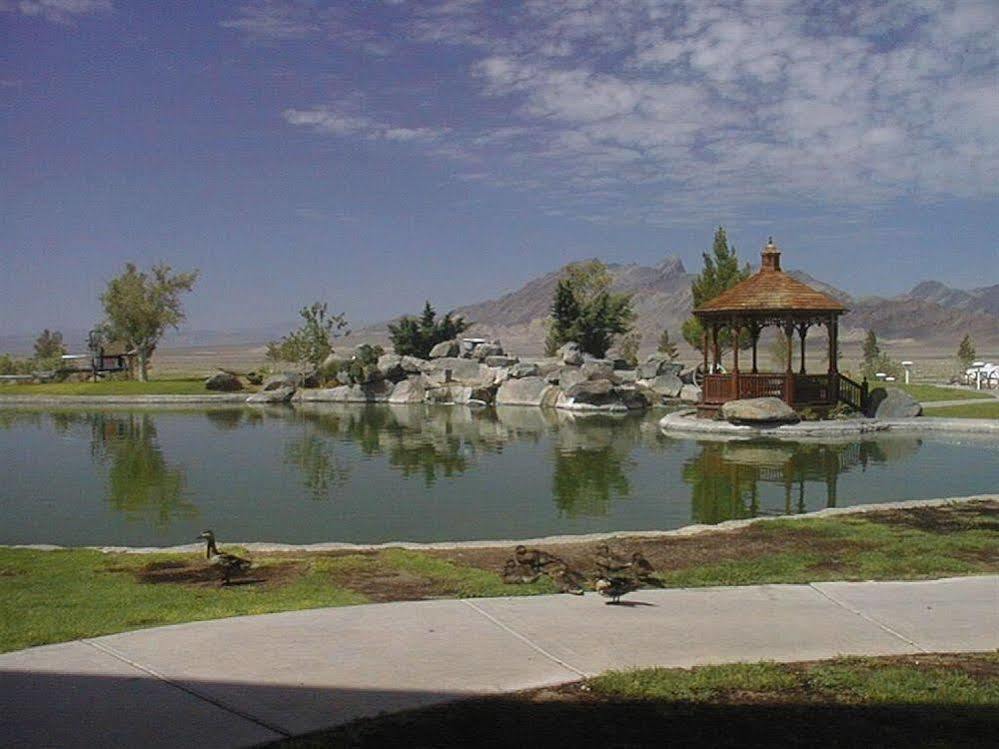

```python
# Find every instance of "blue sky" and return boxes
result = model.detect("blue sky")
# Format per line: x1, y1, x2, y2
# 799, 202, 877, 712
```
2, 0, 997, 337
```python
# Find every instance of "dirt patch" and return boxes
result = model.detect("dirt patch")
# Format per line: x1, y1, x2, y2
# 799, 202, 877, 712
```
272, 653, 999, 749
131, 559, 304, 588
324, 556, 456, 602
429, 526, 867, 580
863, 500, 999, 534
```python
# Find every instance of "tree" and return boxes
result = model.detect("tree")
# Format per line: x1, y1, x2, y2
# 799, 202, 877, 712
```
862, 329, 880, 368
388, 301, 470, 359
545, 260, 635, 359
657, 328, 679, 360
267, 302, 349, 374
616, 331, 642, 367
682, 227, 751, 354
100, 263, 199, 381
957, 334, 976, 371
859, 329, 902, 381
768, 330, 794, 370
34, 329, 66, 362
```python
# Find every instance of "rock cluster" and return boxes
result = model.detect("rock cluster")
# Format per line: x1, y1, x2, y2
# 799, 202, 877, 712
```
243, 339, 699, 412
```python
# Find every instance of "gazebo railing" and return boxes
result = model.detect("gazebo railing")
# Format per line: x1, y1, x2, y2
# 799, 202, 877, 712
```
703, 372, 853, 407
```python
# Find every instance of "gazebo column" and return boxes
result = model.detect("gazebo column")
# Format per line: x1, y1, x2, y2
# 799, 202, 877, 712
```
701, 327, 709, 377
827, 315, 839, 404
712, 323, 721, 373
750, 323, 760, 374
797, 323, 809, 375
731, 322, 741, 399
784, 322, 795, 405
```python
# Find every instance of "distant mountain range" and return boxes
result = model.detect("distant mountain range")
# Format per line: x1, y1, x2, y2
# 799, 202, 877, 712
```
2, 261, 995, 356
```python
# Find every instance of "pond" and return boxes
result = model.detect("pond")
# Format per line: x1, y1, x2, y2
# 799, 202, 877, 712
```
0, 405, 996, 547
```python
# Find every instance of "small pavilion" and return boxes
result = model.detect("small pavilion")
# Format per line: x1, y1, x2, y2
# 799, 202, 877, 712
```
692, 238, 868, 415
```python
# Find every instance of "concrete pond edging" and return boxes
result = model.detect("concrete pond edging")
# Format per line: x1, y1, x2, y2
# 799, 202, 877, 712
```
7, 494, 996, 555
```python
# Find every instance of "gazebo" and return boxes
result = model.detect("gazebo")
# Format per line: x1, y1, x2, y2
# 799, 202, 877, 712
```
692, 238, 868, 416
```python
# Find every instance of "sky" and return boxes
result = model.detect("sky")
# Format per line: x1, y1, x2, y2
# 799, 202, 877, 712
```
2, 0, 997, 338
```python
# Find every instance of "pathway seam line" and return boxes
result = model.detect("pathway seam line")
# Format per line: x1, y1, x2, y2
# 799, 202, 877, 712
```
461, 599, 591, 678
807, 584, 928, 653
82, 638, 291, 738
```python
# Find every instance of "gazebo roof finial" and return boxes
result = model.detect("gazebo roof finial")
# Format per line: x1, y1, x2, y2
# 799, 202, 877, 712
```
761, 236, 781, 272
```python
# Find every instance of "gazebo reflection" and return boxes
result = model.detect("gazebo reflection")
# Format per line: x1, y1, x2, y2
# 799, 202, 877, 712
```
683, 438, 921, 524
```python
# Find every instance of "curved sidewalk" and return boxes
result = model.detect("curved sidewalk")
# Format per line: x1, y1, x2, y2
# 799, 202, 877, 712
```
2, 576, 997, 748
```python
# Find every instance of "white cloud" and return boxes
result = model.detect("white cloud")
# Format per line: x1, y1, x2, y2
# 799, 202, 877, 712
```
4, 0, 111, 24
283, 107, 449, 142
276, 0, 999, 223
220, 1, 319, 41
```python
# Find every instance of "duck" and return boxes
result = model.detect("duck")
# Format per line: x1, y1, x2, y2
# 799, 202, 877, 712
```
197, 530, 251, 585
546, 561, 587, 596
515, 544, 562, 572
630, 551, 656, 582
501, 558, 541, 585
594, 543, 632, 575
594, 574, 641, 604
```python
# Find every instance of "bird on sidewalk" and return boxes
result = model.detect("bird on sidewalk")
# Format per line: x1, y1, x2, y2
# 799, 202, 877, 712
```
594, 574, 641, 605
197, 530, 251, 586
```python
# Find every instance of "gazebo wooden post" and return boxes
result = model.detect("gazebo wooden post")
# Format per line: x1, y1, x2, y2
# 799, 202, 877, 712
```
732, 321, 741, 399
712, 323, 721, 374
701, 328, 709, 377
784, 321, 796, 405
798, 323, 808, 375
750, 323, 760, 374
827, 315, 839, 403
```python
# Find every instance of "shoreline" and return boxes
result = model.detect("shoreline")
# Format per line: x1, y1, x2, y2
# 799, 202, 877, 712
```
7, 493, 996, 554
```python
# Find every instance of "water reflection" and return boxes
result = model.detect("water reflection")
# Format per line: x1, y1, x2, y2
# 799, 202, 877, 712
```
683, 438, 922, 524
88, 413, 194, 526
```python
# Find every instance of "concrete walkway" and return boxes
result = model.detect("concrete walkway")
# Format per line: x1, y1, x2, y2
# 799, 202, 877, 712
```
2, 576, 996, 748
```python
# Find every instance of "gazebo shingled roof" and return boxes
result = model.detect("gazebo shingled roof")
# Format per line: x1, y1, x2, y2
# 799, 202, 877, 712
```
694, 239, 846, 315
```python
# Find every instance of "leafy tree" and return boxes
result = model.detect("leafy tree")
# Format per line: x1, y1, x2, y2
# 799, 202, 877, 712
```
34, 329, 66, 361
267, 302, 349, 374
682, 227, 751, 354
388, 301, 470, 359
859, 330, 902, 381
0, 354, 34, 376
657, 328, 679, 359
768, 330, 794, 370
99, 263, 199, 381
957, 334, 976, 370
545, 260, 635, 359
862, 329, 880, 367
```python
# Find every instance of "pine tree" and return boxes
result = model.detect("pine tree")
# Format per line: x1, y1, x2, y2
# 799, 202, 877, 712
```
862, 330, 880, 367
682, 227, 751, 354
657, 329, 679, 359
545, 262, 634, 358
957, 334, 976, 370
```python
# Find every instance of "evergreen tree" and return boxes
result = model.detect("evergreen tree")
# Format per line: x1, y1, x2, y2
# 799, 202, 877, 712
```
862, 330, 880, 368
388, 301, 470, 358
545, 261, 635, 359
657, 328, 679, 359
957, 334, 976, 370
682, 227, 751, 354
34, 329, 66, 361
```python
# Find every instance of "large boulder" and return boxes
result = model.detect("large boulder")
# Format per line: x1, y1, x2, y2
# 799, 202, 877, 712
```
295, 381, 392, 403
508, 362, 540, 379
247, 385, 295, 404
377, 353, 407, 382
564, 378, 614, 399
644, 372, 683, 399
400, 355, 430, 374
205, 372, 243, 392
581, 361, 615, 381
558, 342, 584, 366
484, 355, 518, 368
495, 376, 557, 407
557, 381, 649, 412
262, 373, 301, 391
429, 340, 460, 358
868, 387, 922, 418
388, 378, 425, 404
472, 342, 504, 361
679, 384, 702, 403
424, 357, 494, 387
721, 397, 800, 425
638, 356, 684, 380
558, 367, 587, 390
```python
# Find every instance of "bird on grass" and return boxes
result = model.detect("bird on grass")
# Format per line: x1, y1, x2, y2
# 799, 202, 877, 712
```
515, 544, 561, 571
501, 559, 541, 585
545, 560, 586, 596
594, 574, 641, 605
197, 530, 251, 586
509, 546, 587, 595
630, 551, 657, 584
594, 543, 632, 575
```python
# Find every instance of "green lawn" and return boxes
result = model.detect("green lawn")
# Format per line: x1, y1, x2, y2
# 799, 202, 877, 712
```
1, 501, 995, 654
276, 653, 999, 747
895, 383, 993, 402
923, 401, 999, 419
0, 378, 226, 396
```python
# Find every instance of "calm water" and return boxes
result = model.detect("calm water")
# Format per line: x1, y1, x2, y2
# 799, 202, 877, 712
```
1, 404, 996, 547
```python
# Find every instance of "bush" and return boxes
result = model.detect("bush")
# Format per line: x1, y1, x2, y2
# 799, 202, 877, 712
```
389, 302, 470, 359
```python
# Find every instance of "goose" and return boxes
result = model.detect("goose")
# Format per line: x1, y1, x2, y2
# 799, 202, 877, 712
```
501, 558, 541, 585
545, 560, 587, 596
514, 545, 562, 571
594, 574, 641, 604
595, 543, 632, 575
197, 530, 251, 585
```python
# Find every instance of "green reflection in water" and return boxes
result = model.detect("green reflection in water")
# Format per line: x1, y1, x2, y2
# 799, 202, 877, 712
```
285, 434, 351, 501
683, 438, 920, 524
87, 413, 194, 526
